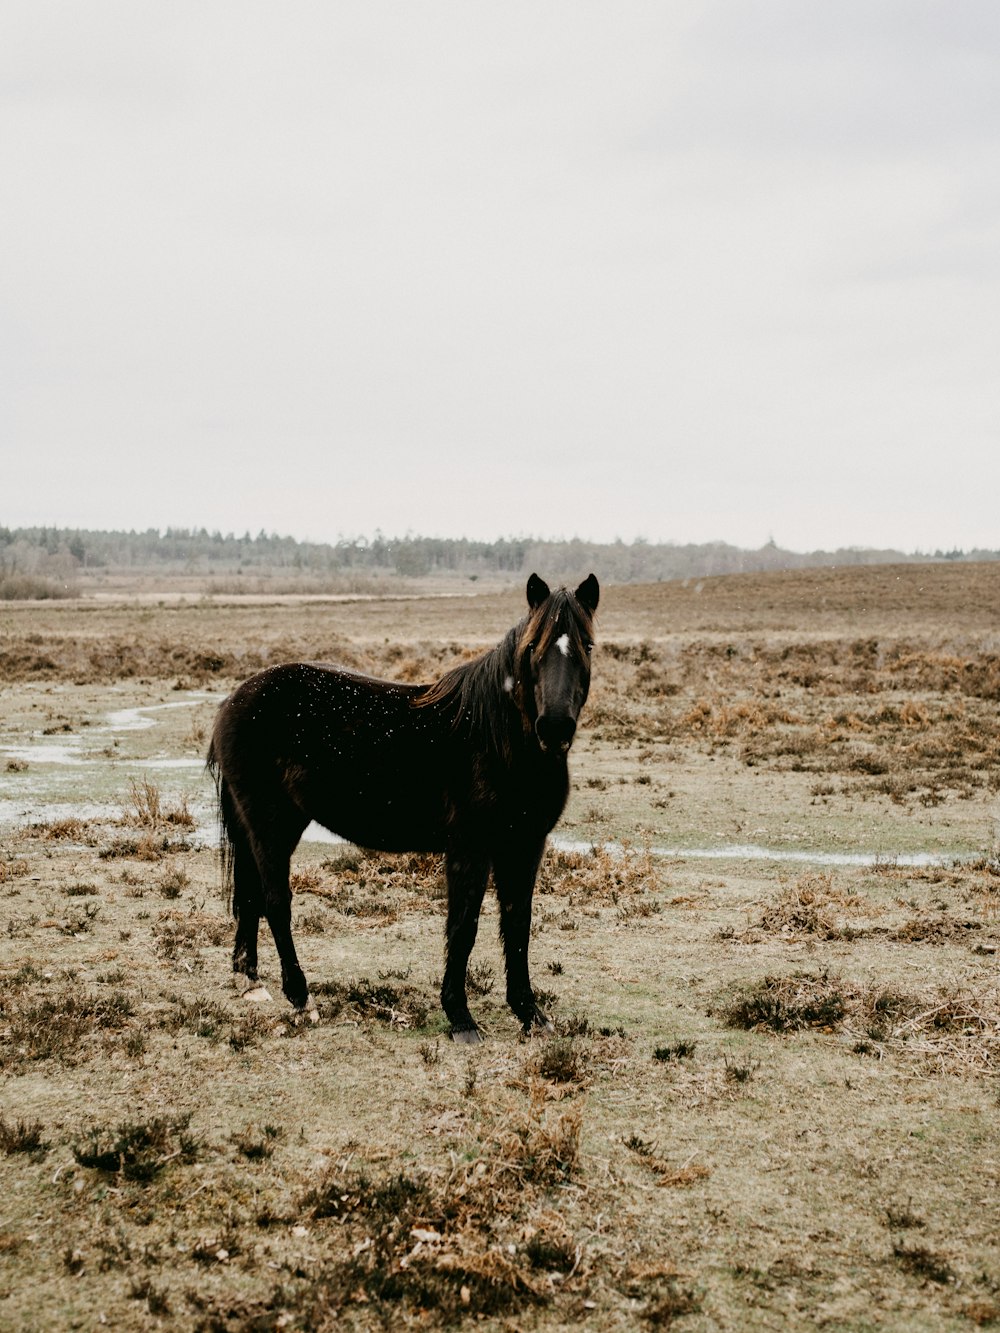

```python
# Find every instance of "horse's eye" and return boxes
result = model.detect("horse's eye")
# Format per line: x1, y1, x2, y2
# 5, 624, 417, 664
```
527, 641, 537, 654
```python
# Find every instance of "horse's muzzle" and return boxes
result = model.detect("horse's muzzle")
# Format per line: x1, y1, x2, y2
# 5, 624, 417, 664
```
536, 713, 577, 754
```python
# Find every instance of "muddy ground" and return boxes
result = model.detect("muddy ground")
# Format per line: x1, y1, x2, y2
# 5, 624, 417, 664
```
1, 563, 999, 1330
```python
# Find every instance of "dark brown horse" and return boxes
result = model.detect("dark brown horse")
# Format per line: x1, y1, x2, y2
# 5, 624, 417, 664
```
207, 573, 599, 1042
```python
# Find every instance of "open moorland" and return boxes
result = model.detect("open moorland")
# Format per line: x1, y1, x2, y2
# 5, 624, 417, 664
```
1, 562, 999, 1330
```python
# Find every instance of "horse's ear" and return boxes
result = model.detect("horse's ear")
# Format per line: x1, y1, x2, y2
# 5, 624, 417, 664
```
526, 573, 550, 609
575, 573, 599, 615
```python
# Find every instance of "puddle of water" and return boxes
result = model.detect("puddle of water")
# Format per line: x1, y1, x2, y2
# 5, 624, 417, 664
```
102, 696, 219, 732
1, 742, 86, 766
0, 798, 125, 827
0, 693, 219, 770
2, 797, 971, 872
290, 827, 965, 870
552, 838, 963, 869
132, 757, 206, 770
0, 692, 977, 870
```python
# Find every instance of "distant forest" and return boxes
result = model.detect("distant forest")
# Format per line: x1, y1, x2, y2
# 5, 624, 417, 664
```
1, 524, 996, 597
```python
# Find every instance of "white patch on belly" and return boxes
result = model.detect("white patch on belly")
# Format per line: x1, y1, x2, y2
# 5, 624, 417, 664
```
556, 633, 570, 658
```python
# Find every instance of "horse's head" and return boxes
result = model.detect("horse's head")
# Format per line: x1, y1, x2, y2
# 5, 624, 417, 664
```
515, 572, 599, 755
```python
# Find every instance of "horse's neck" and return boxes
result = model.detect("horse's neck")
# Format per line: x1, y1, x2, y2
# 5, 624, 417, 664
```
462, 637, 526, 760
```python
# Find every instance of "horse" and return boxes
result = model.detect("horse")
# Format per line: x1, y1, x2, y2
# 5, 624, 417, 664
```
206, 572, 599, 1043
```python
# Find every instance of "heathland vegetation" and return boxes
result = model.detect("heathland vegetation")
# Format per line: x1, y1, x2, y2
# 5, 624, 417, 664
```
1, 562, 999, 1328
2, 523, 997, 599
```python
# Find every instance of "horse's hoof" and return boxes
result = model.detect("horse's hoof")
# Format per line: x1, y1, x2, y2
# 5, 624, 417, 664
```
522, 1012, 554, 1036
243, 985, 273, 1004
289, 995, 319, 1026
450, 1026, 482, 1045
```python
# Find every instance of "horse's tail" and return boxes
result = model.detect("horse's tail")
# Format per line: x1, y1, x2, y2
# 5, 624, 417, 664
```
206, 737, 239, 912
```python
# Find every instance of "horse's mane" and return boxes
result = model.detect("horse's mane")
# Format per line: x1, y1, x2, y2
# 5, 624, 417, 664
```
412, 623, 523, 759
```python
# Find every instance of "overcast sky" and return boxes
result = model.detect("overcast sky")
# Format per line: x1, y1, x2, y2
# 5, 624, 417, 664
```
3, 2, 998, 552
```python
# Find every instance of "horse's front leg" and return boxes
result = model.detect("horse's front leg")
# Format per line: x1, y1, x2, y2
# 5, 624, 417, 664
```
493, 841, 550, 1035
441, 843, 490, 1044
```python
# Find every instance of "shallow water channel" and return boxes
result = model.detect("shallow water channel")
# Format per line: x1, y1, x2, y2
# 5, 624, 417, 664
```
0, 691, 974, 870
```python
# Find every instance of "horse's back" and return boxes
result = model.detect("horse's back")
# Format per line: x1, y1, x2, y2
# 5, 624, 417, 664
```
217, 661, 422, 738
212, 661, 451, 850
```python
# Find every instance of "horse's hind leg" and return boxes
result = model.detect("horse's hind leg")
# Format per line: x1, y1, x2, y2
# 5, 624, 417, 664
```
264, 884, 311, 1012
215, 769, 264, 986
253, 818, 311, 1011
232, 838, 262, 982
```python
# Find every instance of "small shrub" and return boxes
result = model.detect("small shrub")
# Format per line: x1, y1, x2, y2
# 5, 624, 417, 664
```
495, 1103, 582, 1185
653, 1040, 696, 1062
63, 881, 99, 897
100, 834, 185, 861
1, 989, 134, 1069
715, 972, 846, 1033
892, 1242, 954, 1285
419, 1039, 440, 1066
129, 1279, 171, 1316
0, 574, 73, 600
125, 778, 162, 827
523, 1231, 577, 1272
558, 1012, 591, 1037
61, 902, 100, 934
124, 1029, 148, 1060
302, 1164, 435, 1230
0, 1116, 49, 1157
623, 1134, 711, 1187
229, 1010, 273, 1051
885, 1200, 926, 1230
528, 1038, 585, 1086
754, 873, 869, 939
723, 1053, 760, 1085
27, 817, 91, 843
164, 795, 195, 829
158, 867, 189, 899
231, 1124, 282, 1161
162, 997, 234, 1042
463, 1059, 478, 1097
72, 1114, 199, 1182
643, 1283, 702, 1325
311, 977, 429, 1029
122, 780, 194, 831
466, 962, 495, 996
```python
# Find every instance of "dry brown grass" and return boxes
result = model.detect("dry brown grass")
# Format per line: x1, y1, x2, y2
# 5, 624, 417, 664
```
538, 843, 660, 902
122, 778, 195, 829
288, 1092, 583, 1323
716, 971, 1000, 1076
751, 871, 879, 939
2, 566, 1000, 1329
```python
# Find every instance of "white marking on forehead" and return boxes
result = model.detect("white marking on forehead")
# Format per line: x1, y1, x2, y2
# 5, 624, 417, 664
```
556, 633, 570, 658
503, 675, 515, 693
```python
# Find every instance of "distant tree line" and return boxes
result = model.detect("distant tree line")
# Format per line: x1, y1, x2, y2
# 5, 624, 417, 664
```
1, 524, 997, 593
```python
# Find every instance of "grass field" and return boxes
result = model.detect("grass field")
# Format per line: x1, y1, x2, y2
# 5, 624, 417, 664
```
1, 563, 998, 1330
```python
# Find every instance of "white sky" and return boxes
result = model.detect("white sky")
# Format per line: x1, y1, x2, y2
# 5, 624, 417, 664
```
2, 2, 998, 552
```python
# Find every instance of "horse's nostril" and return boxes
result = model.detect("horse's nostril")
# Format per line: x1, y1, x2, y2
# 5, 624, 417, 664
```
536, 714, 577, 750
